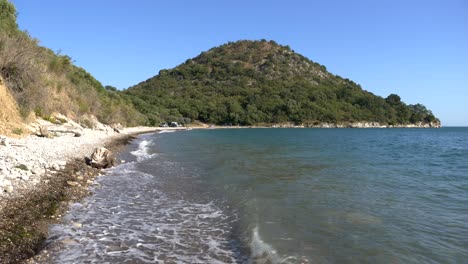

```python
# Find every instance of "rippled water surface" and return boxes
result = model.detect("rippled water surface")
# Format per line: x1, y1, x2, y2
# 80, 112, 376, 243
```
45, 128, 468, 263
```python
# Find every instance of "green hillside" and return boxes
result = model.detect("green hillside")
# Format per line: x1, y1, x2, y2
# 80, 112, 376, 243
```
0, 0, 145, 128
125, 40, 439, 126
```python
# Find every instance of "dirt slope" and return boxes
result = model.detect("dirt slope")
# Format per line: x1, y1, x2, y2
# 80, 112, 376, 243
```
0, 78, 24, 137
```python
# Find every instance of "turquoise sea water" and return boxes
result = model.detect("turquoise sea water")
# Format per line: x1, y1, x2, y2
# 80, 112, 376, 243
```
46, 128, 468, 263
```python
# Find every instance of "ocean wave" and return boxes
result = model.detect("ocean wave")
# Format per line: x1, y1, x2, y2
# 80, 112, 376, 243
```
250, 226, 281, 263
250, 227, 299, 264
158, 130, 176, 134
130, 139, 155, 161
45, 159, 246, 263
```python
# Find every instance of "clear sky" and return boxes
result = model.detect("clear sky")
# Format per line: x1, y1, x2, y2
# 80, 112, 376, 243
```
11, 0, 468, 126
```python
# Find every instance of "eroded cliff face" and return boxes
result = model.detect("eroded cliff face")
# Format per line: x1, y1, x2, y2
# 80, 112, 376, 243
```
0, 78, 24, 137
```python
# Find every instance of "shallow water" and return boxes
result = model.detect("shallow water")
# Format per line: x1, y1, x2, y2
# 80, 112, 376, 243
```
45, 128, 468, 263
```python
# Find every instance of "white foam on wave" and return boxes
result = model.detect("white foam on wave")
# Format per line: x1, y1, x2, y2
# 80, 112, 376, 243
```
130, 139, 155, 161
250, 226, 281, 263
250, 226, 298, 264
45, 159, 246, 263
158, 130, 176, 134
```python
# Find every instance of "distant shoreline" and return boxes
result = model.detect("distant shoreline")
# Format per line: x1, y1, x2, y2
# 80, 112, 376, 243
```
193, 121, 441, 129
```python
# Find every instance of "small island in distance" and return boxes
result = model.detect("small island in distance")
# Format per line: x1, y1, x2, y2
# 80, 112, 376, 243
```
124, 40, 440, 128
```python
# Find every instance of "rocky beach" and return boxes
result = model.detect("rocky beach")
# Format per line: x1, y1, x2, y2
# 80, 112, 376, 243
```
0, 115, 188, 263
0, 125, 159, 202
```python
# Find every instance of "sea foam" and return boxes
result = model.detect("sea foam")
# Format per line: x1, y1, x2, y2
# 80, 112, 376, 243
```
45, 145, 247, 263
130, 139, 155, 161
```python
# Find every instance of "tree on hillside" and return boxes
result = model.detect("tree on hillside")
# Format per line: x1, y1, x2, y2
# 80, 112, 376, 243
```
385, 94, 401, 105
0, 0, 18, 34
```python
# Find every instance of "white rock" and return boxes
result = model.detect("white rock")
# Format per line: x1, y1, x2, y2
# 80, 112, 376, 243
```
52, 163, 61, 171
5, 185, 14, 193
67, 181, 79, 186
71, 222, 82, 228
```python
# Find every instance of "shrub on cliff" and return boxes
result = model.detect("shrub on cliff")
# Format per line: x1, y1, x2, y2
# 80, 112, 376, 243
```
0, 0, 17, 34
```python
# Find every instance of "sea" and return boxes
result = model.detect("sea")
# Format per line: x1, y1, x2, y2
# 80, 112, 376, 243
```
44, 128, 468, 263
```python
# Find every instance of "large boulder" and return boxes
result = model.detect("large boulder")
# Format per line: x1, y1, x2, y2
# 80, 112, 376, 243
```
89, 147, 115, 169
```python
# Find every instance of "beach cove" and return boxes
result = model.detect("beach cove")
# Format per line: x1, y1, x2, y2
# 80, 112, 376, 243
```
10, 127, 467, 263
0, 121, 189, 263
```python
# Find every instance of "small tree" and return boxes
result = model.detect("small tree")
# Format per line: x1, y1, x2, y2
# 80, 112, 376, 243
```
385, 94, 401, 105
0, 0, 18, 34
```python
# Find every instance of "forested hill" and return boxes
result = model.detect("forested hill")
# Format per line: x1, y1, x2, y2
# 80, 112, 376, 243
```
125, 40, 439, 127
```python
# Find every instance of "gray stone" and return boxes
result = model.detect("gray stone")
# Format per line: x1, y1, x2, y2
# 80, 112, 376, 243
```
89, 147, 115, 169
0, 137, 10, 147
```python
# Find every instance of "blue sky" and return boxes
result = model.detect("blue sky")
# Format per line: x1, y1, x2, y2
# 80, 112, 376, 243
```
11, 0, 468, 126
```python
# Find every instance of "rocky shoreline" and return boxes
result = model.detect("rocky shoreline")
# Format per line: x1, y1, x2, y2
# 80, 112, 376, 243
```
0, 118, 441, 263
0, 126, 159, 201
268, 121, 441, 128
0, 118, 165, 263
